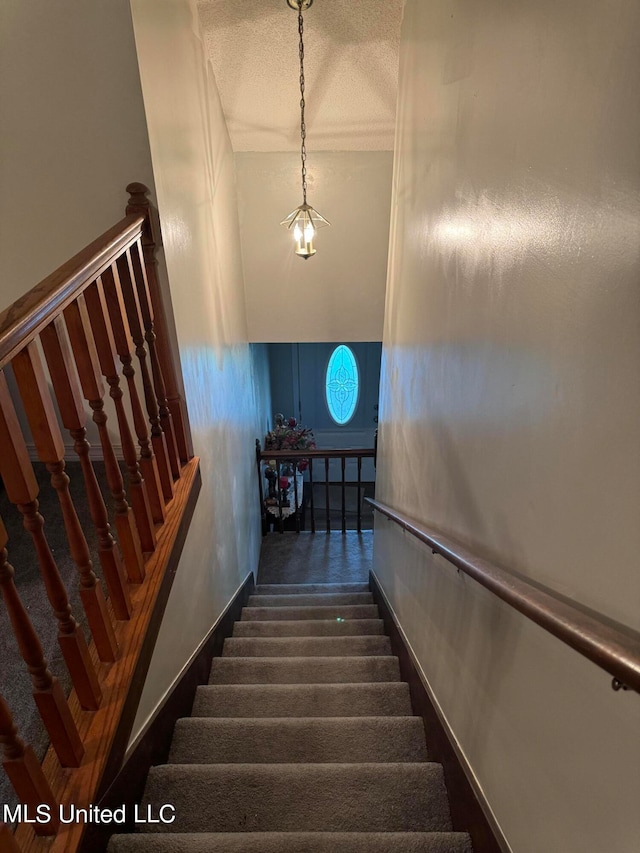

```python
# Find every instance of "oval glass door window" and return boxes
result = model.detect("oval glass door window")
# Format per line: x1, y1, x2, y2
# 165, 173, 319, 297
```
326, 345, 359, 425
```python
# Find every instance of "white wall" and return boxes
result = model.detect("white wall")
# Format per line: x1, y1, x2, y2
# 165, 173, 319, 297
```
236, 151, 392, 342
375, 1, 640, 851
0, 0, 155, 309
128, 0, 269, 741
0, 0, 158, 453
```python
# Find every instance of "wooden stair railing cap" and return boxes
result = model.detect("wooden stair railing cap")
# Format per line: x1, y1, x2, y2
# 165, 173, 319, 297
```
259, 448, 375, 459
0, 214, 144, 368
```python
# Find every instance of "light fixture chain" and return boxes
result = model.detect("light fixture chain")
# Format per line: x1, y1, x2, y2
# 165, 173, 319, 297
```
298, 1, 307, 205
280, 0, 328, 257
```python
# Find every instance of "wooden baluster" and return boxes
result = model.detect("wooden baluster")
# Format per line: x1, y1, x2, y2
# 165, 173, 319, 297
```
357, 455, 363, 534
325, 456, 331, 533
115, 251, 173, 502
309, 457, 316, 533
100, 265, 165, 524
256, 441, 266, 533
40, 317, 132, 620
341, 456, 347, 535
293, 461, 300, 534
276, 461, 284, 534
12, 341, 118, 663
126, 182, 193, 464
129, 239, 181, 480
1, 822, 24, 850
0, 372, 100, 715
84, 279, 156, 553
0, 516, 84, 766
63, 296, 144, 583
0, 695, 60, 836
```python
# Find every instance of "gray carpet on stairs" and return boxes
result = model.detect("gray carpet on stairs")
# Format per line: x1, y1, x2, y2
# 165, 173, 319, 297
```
222, 635, 392, 656
240, 603, 380, 620
169, 716, 429, 763
109, 832, 473, 852
232, 617, 385, 636
209, 655, 401, 683
246, 592, 374, 607
141, 763, 453, 833
253, 583, 370, 594
191, 682, 414, 717
108, 583, 472, 852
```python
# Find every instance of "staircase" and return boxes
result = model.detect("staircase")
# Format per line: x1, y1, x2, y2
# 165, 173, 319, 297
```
108, 583, 472, 852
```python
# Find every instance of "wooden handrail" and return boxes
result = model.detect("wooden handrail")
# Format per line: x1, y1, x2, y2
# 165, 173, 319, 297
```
259, 448, 375, 459
0, 215, 143, 368
366, 498, 640, 694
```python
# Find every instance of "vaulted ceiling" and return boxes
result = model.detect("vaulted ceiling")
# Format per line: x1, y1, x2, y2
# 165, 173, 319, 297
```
197, 0, 404, 152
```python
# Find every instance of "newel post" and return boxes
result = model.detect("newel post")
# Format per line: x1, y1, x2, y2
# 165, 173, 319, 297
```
126, 182, 193, 463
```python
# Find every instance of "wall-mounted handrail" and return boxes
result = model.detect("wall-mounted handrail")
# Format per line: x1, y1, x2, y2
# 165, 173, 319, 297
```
366, 497, 640, 694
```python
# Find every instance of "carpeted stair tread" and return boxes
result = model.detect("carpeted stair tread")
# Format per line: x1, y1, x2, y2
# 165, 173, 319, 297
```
240, 604, 379, 621
108, 831, 473, 852
222, 635, 392, 657
254, 583, 371, 595
168, 717, 428, 764
140, 763, 452, 833
247, 592, 373, 607
192, 682, 414, 717
209, 656, 400, 684
232, 618, 385, 637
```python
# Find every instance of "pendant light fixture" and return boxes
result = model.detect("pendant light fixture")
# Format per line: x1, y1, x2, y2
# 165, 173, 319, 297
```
280, 0, 330, 259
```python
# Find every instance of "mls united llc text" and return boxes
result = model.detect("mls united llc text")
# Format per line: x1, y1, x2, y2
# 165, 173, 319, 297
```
3, 803, 176, 825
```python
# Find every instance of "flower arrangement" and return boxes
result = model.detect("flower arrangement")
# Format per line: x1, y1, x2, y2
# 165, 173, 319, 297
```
264, 413, 316, 472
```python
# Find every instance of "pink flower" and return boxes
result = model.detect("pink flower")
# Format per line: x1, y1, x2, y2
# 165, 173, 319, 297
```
288, 417, 297, 427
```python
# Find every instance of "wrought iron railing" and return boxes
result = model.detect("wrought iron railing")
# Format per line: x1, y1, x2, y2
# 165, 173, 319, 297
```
256, 445, 376, 534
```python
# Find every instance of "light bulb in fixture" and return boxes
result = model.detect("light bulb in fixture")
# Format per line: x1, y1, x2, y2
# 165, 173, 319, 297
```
280, 203, 329, 260
296, 239, 315, 260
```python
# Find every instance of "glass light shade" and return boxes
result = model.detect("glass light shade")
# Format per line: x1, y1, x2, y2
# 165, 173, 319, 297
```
280, 203, 330, 260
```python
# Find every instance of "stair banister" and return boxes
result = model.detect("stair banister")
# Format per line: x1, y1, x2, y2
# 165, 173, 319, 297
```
126, 182, 193, 464
366, 498, 640, 694
0, 185, 200, 853
257, 445, 376, 534
0, 184, 192, 464
0, 217, 142, 367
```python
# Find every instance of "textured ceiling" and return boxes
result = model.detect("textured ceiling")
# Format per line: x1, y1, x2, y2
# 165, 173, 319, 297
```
197, 0, 404, 152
